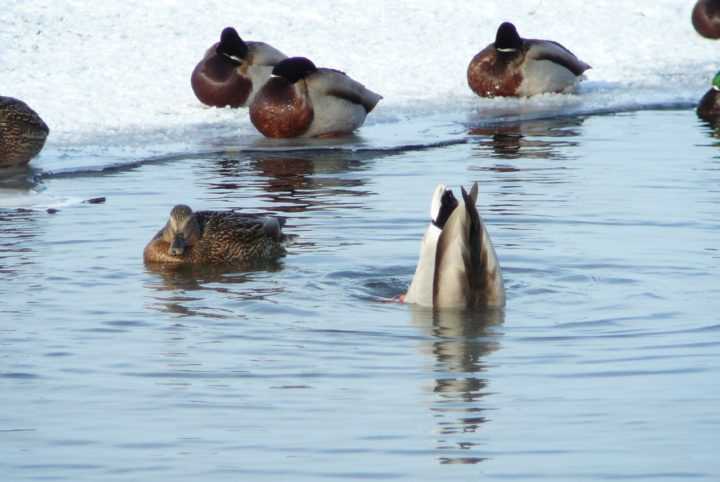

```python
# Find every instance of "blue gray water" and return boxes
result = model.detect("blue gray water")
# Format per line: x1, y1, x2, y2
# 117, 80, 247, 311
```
1, 109, 719, 481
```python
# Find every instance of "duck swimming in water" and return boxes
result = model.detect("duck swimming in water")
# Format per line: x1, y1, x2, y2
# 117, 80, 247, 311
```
467, 22, 590, 98
249, 56, 382, 138
402, 183, 505, 309
697, 70, 720, 122
0, 96, 49, 168
144, 205, 286, 265
191, 27, 287, 108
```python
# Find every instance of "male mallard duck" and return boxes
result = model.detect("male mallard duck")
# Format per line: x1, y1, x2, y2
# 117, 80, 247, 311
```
697, 71, 720, 122
402, 183, 505, 309
144, 205, 286, 265
191, 27, 287, 108
467, 22, 590, 98
0, 96, 49, 168
693, 0, 720, 39
249, 56, 382, 138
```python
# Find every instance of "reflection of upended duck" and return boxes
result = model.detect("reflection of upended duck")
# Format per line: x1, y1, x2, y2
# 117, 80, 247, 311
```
403, 183, 505, 309
191, 27, 287, 108
249, 56, 382, 138
692, 0, 720, 39
467, 22, 590, 98
144, 205, 285, 265
697, 71, 720, 122
0, 96, 49, 168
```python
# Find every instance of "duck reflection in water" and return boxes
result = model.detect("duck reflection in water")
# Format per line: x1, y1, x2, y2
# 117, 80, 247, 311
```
208, 151, 373, 214
144, 261, 284, 317
410, 306, 504, 465
469, 116, 584, 161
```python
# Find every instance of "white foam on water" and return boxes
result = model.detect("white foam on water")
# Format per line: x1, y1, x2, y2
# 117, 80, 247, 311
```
0, 1, 716, 157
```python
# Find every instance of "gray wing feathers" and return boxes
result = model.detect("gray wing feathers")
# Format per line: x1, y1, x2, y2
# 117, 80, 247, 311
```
309, 68, 383, 112
526, 40, 591, 76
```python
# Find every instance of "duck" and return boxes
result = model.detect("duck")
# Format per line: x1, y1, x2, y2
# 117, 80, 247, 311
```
191, 27, 287, 108
467, 22, 591, 98
692, 0, 720, 39
697, 71, 720, 122
144, 204, 286, 265
249, 56, 382, 138
402, 183, 505, 309
0, 96, 49, 168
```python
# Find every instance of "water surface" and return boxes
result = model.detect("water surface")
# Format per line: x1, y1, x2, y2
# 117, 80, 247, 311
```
1, 109, 719, 481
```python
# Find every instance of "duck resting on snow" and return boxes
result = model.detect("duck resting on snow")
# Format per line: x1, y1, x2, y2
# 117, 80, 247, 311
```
467, 22, 590, 98
401, 183, 505, 309
692, 0, 720, 39
191, 27, 287, 108
0, 96, 49, 168
144, 205, 286, 265
249, 56, 382, 138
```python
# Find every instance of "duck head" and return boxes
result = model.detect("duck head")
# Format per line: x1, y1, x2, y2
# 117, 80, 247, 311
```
495, 22, 522, 55
162, 205, 202, 256
272, 57, 318, 83
712, 71, 720, 92
430, 184, 459, 230
216, 27, 249, 65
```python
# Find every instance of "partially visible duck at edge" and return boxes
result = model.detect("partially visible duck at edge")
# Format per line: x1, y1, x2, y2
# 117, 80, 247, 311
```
692, 0, 720, 39
401, 183, 505, 309
249, 56, 382, 138
697, 71, 720, 122
0, 96, 49, 168
467, 22, 591, 98
191, 27, 287, 108
144, 205, 286, 265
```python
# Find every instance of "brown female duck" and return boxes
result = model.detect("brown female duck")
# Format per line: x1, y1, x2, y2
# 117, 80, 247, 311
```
144, 205, 286, 265
0, 96, 49, 168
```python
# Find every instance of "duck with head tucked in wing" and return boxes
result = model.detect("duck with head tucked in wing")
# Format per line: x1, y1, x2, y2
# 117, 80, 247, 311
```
0, 96, 49, 168
144, 205, 286, 265
402, 183, 505, 309
191, 27, 287, 108
249, 56, 382, 138
467, 22, 590, 98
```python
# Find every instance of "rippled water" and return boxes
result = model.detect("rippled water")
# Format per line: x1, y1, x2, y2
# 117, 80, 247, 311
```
2, 109, 719, 481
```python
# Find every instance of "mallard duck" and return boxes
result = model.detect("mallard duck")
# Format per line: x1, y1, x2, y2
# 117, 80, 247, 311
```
697, 71, 720, 122
0, 96, 49, 168
191, 27, 287, 108
467, 22, 590, 98
402, 183, 505, 309
249, 56, 382, 138
144, 205, 286, 265
692, 0, 720, 39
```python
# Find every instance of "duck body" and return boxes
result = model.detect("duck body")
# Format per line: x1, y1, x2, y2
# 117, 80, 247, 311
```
692, 0, 720, 39
404, 183, 505, 309
250, 57, 382, 138
0, 96, 49, 168
191, 27, 286, 108
467, 22, 590, 98
697, 88, 720, 122
144, 205, 285, 265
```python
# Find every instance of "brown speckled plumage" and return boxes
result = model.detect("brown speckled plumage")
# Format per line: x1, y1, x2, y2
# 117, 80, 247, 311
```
144, 205, 286, 265
0, 96, 49, 168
